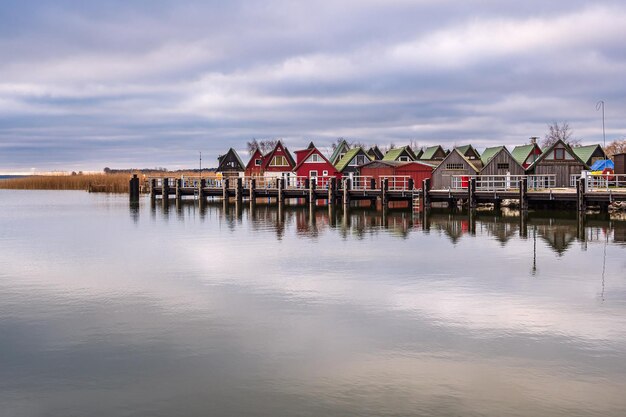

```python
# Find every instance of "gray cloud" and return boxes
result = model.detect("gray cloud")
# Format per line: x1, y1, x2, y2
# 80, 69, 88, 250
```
1, 0, 625, 171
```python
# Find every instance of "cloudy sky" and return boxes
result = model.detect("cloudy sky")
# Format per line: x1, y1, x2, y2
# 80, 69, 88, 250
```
1, 0, 625, 172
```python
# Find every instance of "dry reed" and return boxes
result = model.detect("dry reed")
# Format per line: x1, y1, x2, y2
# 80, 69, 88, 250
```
0, 171, 218, 193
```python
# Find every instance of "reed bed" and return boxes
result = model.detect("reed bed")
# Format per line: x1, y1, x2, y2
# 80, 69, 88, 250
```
0, 171, 218, 193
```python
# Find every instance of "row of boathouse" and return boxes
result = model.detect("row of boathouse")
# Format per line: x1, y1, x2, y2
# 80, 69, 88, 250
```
215, 138, 617, 189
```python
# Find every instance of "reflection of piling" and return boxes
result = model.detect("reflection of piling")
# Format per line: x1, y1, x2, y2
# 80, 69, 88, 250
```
129, 174, 140, 202
519, 210, 528, 238
468, 209, 476, 235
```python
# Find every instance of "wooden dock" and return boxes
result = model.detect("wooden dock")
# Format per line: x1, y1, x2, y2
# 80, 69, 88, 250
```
129, 173, 626, 212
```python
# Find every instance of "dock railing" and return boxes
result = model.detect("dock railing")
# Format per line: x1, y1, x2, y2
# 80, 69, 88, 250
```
315, 176, 332, 190
382, 176, 412, 191
587, 173, 626, 191
351, 176, 374, 190
527, 174, 556, 190
285, 176, 308, 189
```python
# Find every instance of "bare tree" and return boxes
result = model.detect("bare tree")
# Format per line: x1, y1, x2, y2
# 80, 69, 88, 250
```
331, 137, 347, 151
259, 139, 279, 154
246, 139, 260, 155
542, 121, 581, 148
604, 138, 626, 158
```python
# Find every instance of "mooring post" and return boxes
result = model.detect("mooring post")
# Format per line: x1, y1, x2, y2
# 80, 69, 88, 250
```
381, 178, 388, 208
422, 178, 431, 209
343, 178, 350, 206
249, 178, 256, 208
175, 178, 182, 200
199, 178, 206, 207
278, 177, 284, 203
520, 177, 528, 211
162, 177, 170, 199
235, 177, 243, 204
328, 177, 336, 206
576, 177, 586, 212
222, 178, 229, 202
150, 178, 157, 200
309, 178, 316, 205
468, 177, 477, 209
129, 174, 140, 202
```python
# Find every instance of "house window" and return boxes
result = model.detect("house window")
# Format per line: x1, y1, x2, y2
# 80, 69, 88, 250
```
446, 163, 464, 170
398, 156, 410, 162
307, 154, 323, 163
554, 148, 565, 160
255, 159, 262, 166
497, 163, 509, 170
339, 153, 346, 160
309, 170, 318, 177
270, 155, 288, 166
322, 170, 328, 176
349, 154, 368, 166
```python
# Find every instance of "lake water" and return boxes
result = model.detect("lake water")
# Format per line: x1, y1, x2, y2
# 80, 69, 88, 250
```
1, 190, 625, 417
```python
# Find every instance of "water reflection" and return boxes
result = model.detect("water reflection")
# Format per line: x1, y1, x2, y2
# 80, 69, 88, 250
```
149, 198, 626, 254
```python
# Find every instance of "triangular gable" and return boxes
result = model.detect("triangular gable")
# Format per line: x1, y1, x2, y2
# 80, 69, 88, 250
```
329, 140, 351, 165
382, 146, 417, 161
434, 148, 481, 173
420, 145, 446, 160
511, 143, 542, 167
292, 145, 334, 172
480, 146, 504, 165
261, 140, 296, 169
217, 148, 245, 171
366, 146, 384, 160
246, 148, 265, 170
335, 147, 372, 172
480, 147, 524, 173
529, 139, 588, 169
455, 144, 480, 160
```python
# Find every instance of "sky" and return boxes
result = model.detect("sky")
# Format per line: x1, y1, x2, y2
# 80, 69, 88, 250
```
1, 0, 625, 172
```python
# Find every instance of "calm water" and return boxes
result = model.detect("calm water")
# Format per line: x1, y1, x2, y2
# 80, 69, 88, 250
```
1, 190, 626, 417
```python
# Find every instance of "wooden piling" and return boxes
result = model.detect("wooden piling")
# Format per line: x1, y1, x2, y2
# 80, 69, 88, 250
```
162, 177, 170, 199
422, 178, 431, 209
328, 177, 336, 206
576, 177, 586, 212
468, 177, 477, 209
343, 178, 350, 206
278, 177, 284, 203
129, 174, 140, 201
381, 178, 388, 207
222, 178, 229, 202
309, 178, 316, 204
175, 178, 182, 200
249, 178, 256, 208
519, 177, 528, 211
150, 178, 157, 200
235, 177, 243, 204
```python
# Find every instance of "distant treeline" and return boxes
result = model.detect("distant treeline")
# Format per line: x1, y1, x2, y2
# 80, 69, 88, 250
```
103, 167, 217, 174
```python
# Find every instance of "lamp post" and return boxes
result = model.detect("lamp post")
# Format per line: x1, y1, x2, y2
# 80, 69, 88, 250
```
199, 151, 202, 180
596, 100, 606, 162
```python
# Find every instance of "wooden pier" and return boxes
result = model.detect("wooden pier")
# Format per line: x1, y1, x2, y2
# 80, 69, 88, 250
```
131, 173, 626, 212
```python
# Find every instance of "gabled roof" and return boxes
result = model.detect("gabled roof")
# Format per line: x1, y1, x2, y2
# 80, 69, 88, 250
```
360, 160, 437, 169
218, 148, 245, 170
261, 140, 295, 169
335, 147, 371, 172
306, 141, 316, 149
366, 146, 384, 160
480, 147, 523, 173
414, 148, 424, 159
245, 148, 265, 169
528, 139, 588, 169
455, 144, 481, 159
435, 148, 482, 172
292, 145, 334, 172
572, 144, 606, 164
329, 140, 351, 165
420, 145, 446, 160
382, 145, 417, 161
511, 144, 541, 165
480, 146, 505, 165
